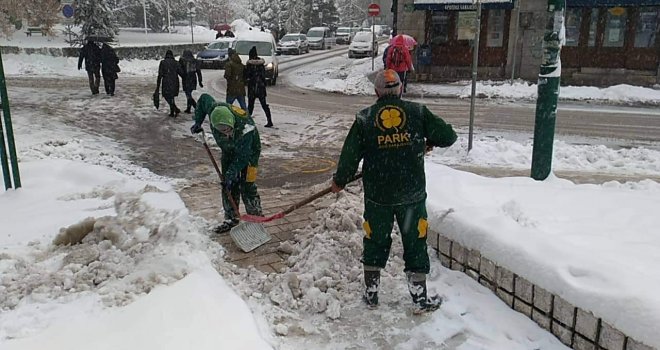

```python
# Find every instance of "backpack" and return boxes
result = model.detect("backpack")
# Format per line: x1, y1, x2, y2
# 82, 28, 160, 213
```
184, 60, 196, 74
388, 45, 405, 68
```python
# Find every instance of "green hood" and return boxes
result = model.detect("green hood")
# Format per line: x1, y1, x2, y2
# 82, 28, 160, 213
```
194, 94, 217, 124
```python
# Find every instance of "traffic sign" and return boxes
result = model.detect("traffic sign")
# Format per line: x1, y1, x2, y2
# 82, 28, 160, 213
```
62, 4, 74, 18
368, 3, 380, 16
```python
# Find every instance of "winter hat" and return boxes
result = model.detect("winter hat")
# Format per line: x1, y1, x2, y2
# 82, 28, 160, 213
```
374, 69, 401, 96
210, 106, 235, 130
249, 46, 258, 59
165, 50, 174, 59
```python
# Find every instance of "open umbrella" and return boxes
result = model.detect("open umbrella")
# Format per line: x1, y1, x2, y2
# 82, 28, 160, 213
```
390, 34, 417, 50
213, 24, 232, 32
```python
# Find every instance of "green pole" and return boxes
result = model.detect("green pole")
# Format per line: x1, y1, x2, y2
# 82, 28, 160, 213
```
530, 0, 565, 180
0, 51, 21, 189
0, 108, 11, 190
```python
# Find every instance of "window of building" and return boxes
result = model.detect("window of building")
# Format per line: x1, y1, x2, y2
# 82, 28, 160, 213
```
603, 7, 627, 47
588, 8, 599, 47
487, 9, 505, 47
565, 8, 582, 46
430, 12, 451, 45
635, 7, 659, 47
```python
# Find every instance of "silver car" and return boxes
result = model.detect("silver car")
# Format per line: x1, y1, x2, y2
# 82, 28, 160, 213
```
276, 34, 309, 55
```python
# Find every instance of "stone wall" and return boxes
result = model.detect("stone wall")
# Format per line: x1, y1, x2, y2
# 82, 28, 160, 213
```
0, 43, 209, 60
430, 230, 657, 350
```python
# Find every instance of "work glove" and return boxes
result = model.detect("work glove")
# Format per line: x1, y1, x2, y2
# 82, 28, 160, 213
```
199, 81, 204, 88
190, 123, 203, 134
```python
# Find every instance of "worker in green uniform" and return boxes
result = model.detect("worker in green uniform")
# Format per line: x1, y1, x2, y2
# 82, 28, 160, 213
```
331, 69, 457, 314
191, 93, 263, 233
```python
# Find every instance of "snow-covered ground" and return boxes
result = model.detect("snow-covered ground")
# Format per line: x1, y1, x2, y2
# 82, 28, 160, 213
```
287, 49, 660, 105
2, 29, 660, 350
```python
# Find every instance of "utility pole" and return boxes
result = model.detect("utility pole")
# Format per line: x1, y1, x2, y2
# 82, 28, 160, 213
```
187, 0, 196, 44
530, 0, 565, 180
391, 0, 398, 36
468, 0, 482, 152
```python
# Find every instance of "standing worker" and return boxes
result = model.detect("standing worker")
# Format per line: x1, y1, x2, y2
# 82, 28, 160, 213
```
190, 94, 264, 233
78, 40, 102, 95
245, 46, 273, 127
156, 50, 183, 118
100, 43, 120, 96
331, 69, 457, 314
179, 50, 203, 113
224, 48, 247, 111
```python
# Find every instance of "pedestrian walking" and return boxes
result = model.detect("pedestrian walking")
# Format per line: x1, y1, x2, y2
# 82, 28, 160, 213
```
179, 49, 203, 113
245, 46, 273, 127
385, 36, 414, 93
100, 43, 120, 96
191, 93, 264, 233
156, 49, 182, 117
331, 69, 457, 314
224, 48, 247, 111
78, 40, 102, 95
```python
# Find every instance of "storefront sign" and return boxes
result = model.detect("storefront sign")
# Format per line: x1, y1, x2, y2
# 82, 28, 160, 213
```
457, 11, 477, 39
567, 0, 660, 6
413, 0, 513, 11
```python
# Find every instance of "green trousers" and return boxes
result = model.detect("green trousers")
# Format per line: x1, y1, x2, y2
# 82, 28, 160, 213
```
221, 158, 263, 221
362, 199, 430, 274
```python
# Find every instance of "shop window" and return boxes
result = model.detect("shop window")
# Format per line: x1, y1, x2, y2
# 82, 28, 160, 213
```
430, 12, 450, 45
603, 7, 627, 47
487, 9, 505, 47
565, 8, 582, 46
588, 8, 598, 47
456, 11, 477, 40
635, 7, 659, 47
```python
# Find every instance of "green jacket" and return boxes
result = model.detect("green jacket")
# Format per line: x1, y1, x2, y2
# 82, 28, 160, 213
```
224, 53, 245, 97
194, 94, 260, 181
334, 96, 457, 205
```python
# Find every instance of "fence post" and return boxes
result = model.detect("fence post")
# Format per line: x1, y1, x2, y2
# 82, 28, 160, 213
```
0, 50, 21, 189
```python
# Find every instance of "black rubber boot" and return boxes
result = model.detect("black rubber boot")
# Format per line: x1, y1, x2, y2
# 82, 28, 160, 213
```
213, 219, 239, 234
363, 267, 380, 308
407, 273, 442, 315
264, 104, 273, 127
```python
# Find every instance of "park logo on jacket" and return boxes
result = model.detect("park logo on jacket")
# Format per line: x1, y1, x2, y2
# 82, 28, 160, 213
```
375, 105, 411, 149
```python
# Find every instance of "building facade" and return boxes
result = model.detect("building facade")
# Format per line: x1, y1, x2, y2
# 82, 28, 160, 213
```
396, 0, 660, 86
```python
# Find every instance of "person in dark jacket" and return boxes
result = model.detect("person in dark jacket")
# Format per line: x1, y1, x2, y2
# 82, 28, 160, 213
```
244, 46, 273, 127
179, 50, 203, 113
100, 43, 120, 96
224, 48, 247, 111
156, 50, 183, 117
78, 40, 102, 95
331, 69, 457, 314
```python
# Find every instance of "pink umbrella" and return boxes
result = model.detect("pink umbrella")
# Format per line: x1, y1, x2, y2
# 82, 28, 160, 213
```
390, 34, 417, 50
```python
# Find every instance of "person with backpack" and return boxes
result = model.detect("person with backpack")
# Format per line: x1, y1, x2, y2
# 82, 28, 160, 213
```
179, 50, 203, 113
245, 46, 273, 128
224, 48, 247, 111
100, 43, 120, 96
331, 69, 457, 314
190, 93, 264, 234
156, 50, 183, 117
78, 40, 102, 95
385, 36, 414, 93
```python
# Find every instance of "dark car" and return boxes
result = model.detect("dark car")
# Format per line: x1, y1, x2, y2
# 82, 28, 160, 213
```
196, 38, 235, 69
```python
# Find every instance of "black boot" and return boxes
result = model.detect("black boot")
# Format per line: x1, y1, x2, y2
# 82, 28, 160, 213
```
185, 98, 192, 113
407, 273, 441, 314
263, 104, 273, 127
363, 267, 380, 308
213, 218, 239, 234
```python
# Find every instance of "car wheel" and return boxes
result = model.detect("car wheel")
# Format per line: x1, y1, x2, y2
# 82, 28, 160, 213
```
271, 76, 277, 86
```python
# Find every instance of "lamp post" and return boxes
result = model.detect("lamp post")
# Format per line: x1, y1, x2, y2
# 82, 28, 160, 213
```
187, 0, 195, 44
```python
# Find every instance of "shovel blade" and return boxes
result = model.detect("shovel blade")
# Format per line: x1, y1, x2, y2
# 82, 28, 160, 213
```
229, 222, 271, 252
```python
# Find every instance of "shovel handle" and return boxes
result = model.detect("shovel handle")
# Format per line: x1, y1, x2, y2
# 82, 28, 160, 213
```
200, 130, 241, 216
281, 172, 363, 216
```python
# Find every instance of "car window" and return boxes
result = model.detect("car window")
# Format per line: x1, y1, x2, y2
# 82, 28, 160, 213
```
337, 28, 350, 34
307, 30, 323, 38
353, 32, 372, 42
281, 35, 298, 41
208, 41, 231, 49
235, 40, 273, 56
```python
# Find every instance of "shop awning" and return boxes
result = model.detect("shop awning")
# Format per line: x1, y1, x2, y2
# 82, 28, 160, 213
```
567, 0, 660, 6
413, 0, 514, 11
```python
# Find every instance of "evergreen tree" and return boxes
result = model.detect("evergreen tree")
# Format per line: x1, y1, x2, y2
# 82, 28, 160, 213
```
74, 0, 120, 43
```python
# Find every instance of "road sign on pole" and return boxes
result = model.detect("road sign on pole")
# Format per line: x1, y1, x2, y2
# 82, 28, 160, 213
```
368, 3, 380, 16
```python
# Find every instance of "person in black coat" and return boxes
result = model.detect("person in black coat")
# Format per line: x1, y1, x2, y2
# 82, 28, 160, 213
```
78, 40, 102, 95
156, 50, 183, 117
244, 46, 273, 127
100, 43, 120, 96
179, 50, 203, 113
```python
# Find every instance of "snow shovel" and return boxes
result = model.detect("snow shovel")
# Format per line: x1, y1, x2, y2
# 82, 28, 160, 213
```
199, 130, 271, 253
241, 173, 363, 224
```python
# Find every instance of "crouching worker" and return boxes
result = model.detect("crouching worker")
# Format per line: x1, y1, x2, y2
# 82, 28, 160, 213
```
191, 93, 264, 233
331, 69, 457, 314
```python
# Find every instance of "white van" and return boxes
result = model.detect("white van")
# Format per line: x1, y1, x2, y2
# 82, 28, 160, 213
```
306, 27, 335, 50
233, 31, 279, 85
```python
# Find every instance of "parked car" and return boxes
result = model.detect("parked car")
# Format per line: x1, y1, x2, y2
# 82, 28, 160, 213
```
276, 33, 309, 55
233, 31, 279, 85
336, 27, 356, 44
306, 27, 335, 50
196, 37, 235, 69
348, 31, 379, 58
